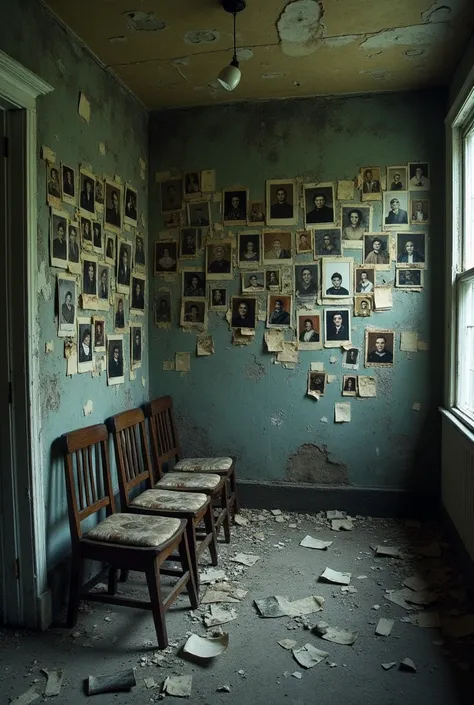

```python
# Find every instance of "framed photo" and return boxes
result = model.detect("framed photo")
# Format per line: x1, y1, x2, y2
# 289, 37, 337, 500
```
130, 274, 146, 314
165, 210, 185, 228
342, 375, 358, 397
209, 287, 227, 310
67, 221, 81, 272
182, 268, 206, 298
179, 228, 200, 259
104, 231, 116, 266
79, 167, 96, 217
238, 231, 262, 267
322, 257, 353, 298
303, 182, 335, 228
124, 183, 138, 227
223, 187, 248, 225
95, 179, 104, 212
82, 255, 98, 297
360, 167, 382, 201
61, 164, 76, 206
408, 162, 431, 190
343, 347, 360, 369
266, 179, 297, 226
187, 200, 211, 227
383, 191, 409, 229
363, 234, 391, 269
134, 233, 146, 271
77, 317, 93, 373
267, 294, 292, 328
97, 264, 110, 310
386, 166, 408, 192
341, 205, 372, 244
324, 308, 351, 347
107, 334, 125, 385
262, 230, 292, 264
396, 232, 427, 267
104, 179, 123, 232
155, 291, 171, 324
80, 216, 92, 251
265, 269, 280, 291
154, 241, 178, 274
314, 228, 342, 257
247, 199, 265, 226
354, 266, 375, 294
205, 240, 233, 280
50, 208, 68, 268
92, 220, 103, 254
296, 310, 322, 350
354, 294, 373, 317
241, 271, 265, 293
131, 324, 143, 370
161, 177, 184, 213
231, 296, 257, 329
365, 329, 394, 367
410, 198, 430, 225
180, 299, 206, 327
296, 230, 313, 254
184, 171, 201, 199
395, 268, 424, 289
116, 239, 133, 293
93, 317, 105, 352
57, 274, 77, 337
294, 263, 319, 304
308, 371, 326, 396
114, 294, 127, 331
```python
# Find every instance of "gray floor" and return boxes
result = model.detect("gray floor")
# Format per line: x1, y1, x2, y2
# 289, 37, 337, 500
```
1, 510, 474, 704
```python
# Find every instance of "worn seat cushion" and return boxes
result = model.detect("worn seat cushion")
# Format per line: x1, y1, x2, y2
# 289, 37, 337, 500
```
155, 472, 221, 491
174, 457, 233, 473
85, 513, 181, 548
131, 489, 208, 513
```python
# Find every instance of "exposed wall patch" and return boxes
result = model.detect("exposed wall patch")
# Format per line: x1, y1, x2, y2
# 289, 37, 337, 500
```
173, 57, 191, 66
321, 34, 361, 48
405, 48, 425, 57
360, 23, 452, 50
185, 29, 220, 44
277, 0, 326, 57
422, 2, 460, 24
261, 72, 286, 79
236, 48, 254, 61
108, 36, 127, 43
359, 69, 392, 81
123, 12, 166, 32
285, 444, 349, 484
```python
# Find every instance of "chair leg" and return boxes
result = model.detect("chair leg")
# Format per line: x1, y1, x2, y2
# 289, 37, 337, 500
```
67, 554, 83, 628
186, 517, 199, 590
108, 566, 118, 595
119, 569, 129, 583
178, 531, 199, 609
203, 503, 218, 567
145, 558, 168, 650
230, 469, 240, 514
221, 484, 231, 544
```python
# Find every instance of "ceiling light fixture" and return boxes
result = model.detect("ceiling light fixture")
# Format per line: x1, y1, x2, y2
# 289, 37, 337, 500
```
217, 0, 246, 91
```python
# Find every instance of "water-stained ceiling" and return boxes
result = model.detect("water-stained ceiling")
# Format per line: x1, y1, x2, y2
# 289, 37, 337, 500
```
44, 0, 474, 109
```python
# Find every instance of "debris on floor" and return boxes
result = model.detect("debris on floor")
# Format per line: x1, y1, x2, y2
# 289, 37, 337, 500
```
278, 638, 297, 650
162, 675, 193, 697
299, 535, 333, 550
319, 567, 352, 585
313, 621, 359, 645
254, 595, 324, 618
292, 643, 329, 668
375, 618, 394, 636
374, 545, 401, 557
203, 605, 238, 627
86, 668, 137, 695
399, 657, 417, 672
183, 632, 229, 659
10, 688, 40, 705
42, 668, 64, 697
230, 553, 260, 567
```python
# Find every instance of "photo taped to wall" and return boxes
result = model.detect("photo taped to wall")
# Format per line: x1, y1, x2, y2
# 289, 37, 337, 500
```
107, 334, 125, 385
296, 310, 322, 350
93, 316, 106, 352
410, 197, 430, 225
296, 230, 313, 254
383, 191, 409, 229
363, 233, 391, 269
80, 216, 92, 251
386, 165, 408, 192
354, 265, 375, 294
308, 371, 326, 396
165, 210, 185, 229
92, 220, 103, 254
267, 294, 292, 328
247, 199, 265, 226
154, 241, 178, 274
117, 238, 133, 293
155, 290, 172, 324
182, 268, 206, 298
294, 263, 319, 305
304, 183, 335, 228
105, 231, 116, 266
266, 179, 297, 226
205, 240, 233, 280
95, 179, 104, 211
50, 208, 69, 269
184, 171, 201, 199
262, 230, 292, 263
341, 204, 372, 244
124, 183, 138, 227
314, 228, 342, 257
79, 167, 96, 217
46, 163, 61, 208
265, 269, 281, 291
396, 232, 427, 267
342, 375, 358, 397
209, 287, 227, 310
223, 187, 248, 225
58, 273, 77, 337
180, 228, 200, 259
67, 221, 80, 272
131, 323, 143, 369
365, 329, 395, 367
180, 298, 206, 327
395, 268, 424, 289
354, 294, 373, 317
61, 164, 76, 206
114, 294, 127, 330
360, 166, 382, 201
187, 200, 211, 228
324, 308, 351, 347
97, 264, 110, 309
161, 177, 184, 213
82, 255, 98, 298
134, 233, 146, 270
231, 296, 257, 329
408, 162, 431, 190
322, 257, 353, 298
241, 271, 265, 293
104, 179, 123, 232
77, 316, 93, 373
238, 231, 262, 267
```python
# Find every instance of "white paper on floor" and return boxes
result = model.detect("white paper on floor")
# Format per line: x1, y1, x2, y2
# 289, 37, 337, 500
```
230, 553, 260, 567
314, 621, 359, 645
319, 567, 352, 585
300, 535, 333, 550
183, 632, 229, 659
162, 675, 193, 697
292, 643, 329, 669
254, 595, 324, 618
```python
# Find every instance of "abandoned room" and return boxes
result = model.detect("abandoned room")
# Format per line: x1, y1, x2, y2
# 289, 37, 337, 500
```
2, 0, 474, 702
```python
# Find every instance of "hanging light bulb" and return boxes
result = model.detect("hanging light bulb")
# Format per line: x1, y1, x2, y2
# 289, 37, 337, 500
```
217, 1, 246, 92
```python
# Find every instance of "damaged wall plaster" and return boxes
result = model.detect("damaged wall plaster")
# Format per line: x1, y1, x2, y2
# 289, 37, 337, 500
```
123, 11, 167, 32
285, 444, 349, 485
360, 23, 453, 51
277, 0, 326, 57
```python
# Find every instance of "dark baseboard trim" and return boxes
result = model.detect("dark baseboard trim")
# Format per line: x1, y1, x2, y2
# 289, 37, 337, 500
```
237, 480, 438, 518
441, 504, 474, 601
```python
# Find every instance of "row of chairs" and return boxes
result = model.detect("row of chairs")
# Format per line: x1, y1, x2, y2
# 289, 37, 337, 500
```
61, 395, 239, 648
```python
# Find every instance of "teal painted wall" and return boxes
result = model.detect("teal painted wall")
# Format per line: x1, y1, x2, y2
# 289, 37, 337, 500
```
0, 0, 149, 570
148, 90, 446, 491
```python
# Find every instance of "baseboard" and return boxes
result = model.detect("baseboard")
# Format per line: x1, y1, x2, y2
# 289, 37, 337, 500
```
441, 504, 474, 601
237, 480, 438, 518
36, 588, 52, 630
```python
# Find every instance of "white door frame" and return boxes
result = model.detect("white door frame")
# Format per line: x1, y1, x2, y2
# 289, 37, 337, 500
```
0, 51, 53, 627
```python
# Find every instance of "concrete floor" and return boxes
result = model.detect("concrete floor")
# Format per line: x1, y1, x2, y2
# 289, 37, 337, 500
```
1, 510, 474, 704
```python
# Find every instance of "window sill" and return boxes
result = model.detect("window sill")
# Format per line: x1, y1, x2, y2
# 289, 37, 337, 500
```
439, 406, 474, 443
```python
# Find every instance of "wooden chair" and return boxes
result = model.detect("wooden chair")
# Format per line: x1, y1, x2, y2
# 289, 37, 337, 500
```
145, 396, 238, 527
107, 408, 219, 587
62, 423, 198, 649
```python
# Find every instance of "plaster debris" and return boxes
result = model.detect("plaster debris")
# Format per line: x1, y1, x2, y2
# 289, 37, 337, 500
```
203, 605, 238, 627
201, 583, 247, 604
313, 621, 359, 645
382, 662, 397, 670
277, 0, 325, 57
404, 589, 438, 606
144, 677, 157, 689
10, 688, 40, 705
265, 330, 284, 351
78, 91, 91, 124
331, 519, 353, 531
399, 657, 417, 673
374, 545, 400, 557
326, 510, 344, 520
385, 588, 416, 610
200, 568, 227, 584
375, 618, 394, 636
86, 669, 136, 695
183, 632, 228, 659
278, 638, 297, 650
185, 29, 219, 44
293, 643, 329, 668
162, 675, 193, 698
360, 23, 452, 51
300, 535, 333, 550
124, 11, 166, 31
230, 553, 260, 567
234, 514, 249, 526
255, 595, 324, 618
319, 567, 351, 585
291, 671, 303, 679
196, 333, 214, 356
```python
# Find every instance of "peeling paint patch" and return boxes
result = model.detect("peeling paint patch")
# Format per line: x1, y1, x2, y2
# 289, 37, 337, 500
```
261, 72, 286, 79
285, 444, 349, 484
359, 69, 392, 81
321, 34, 361, 48
42, 373, 61, 414
270, 412, 285, 427
108, 36, 127, 43
422, 1, 460, 24
360, 23, 452, 50
173, 57, 190, 66
405, 48, 425, 57
236, 48, 254, 61
56, 58, 66, 74
185, 29, 220, 44
277, 0, 326, 57
123, 11, 166, 32
38, 261, 53, 301
243, 356, 266, 382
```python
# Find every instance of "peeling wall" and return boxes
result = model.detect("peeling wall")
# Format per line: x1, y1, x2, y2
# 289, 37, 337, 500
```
149, 90, 446, 491
0, 0, 149, 570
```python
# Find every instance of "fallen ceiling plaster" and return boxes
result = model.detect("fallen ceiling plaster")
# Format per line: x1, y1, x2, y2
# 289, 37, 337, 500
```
277, 0, 326, 57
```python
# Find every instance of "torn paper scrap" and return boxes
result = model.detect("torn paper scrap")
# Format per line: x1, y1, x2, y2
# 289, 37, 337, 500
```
234, 514, 249, 526
313, 621, 358, 645
300, 535, 333, 550
335, 403, 351, 423
196, 334, 214, 356
412, 402, 421, 411
265, 329, 284, 352
375, 618, 394, 636
399, 657, 417, 672
310, 361, 325, 371
385, 588, 415, 610
10, 687, 40, 705
337, 179, 355, 201
183, 632, 228, 659
375, 545, 400, 558
278, 639, 297, 650
374, 287, 393, 310
201, 169, 216, 193
200, 568, 227, 584
45, 341, 54, 354
201, 584, 247, 604
175, 352, 191, 373
331, 519, 353, 531
162, 360, 175, 371
409, 612, 440, 628
78, 91, 91, 123
358, 376, 377, 397
83, 400, 93, 416
230, 553, 260, 567
98, 141, 106, 155
203, 605, 238, 627
293, 643, 329, 669
319, 567, 351, 585
41, 145, 56, 163
43, 669, 64, 697
254, 595, 324, 618
277, 342, 299, 364
162, 675, 193, 698
382, 662, 397, 671
400, 331, 418, 352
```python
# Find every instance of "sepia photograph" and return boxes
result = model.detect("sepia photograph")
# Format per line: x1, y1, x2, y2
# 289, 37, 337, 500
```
294, 263, 319, 304
58, 274, 77, 337
304, 183, 335, 228
223, 188, 248, 225
324, 308, 351, 347
363, 234, 391, 268
67, 222, 80, 269
93, 317, 105, 352
241, 271, 265, 293
161, 177, 183, 213
314, 228, 342, 257
77, 317, 94, 373
79, 168, 96, 217
124, 183, 138, 227
296, 230, 313, 254
408, 162, 431, 190
116, 239, 133, 292
155, 291, 171, 324
267, 294, 292, 328
179, 228, 200, 259
165, 210, 184, 229
263, 230, 292, 263
410, 198, 430, 225
180, 299, 206, 327
386, 166, 408, 192
365, 329, 395, 367
342, 375, 358, 397
182, 269, 206, 298
209, 287, 227, 310
46, 163, 61, 208
80, 216, 92, 250
131, 274, 146, 313
104, 179, 123, 232
297, 310, 322, 350
187, 200, 211, 227
360, 167, 382, 201
61, 164, 76, 206
134, 233, 146, 270
205, 241, 233, 280
231, 296, 257, 329
395, 268, 424, 289
396, 232, 426, 267
184, 171, 201, 198
238, 231, 262, 267
247, 200, 265, 226
265, 269, 280, 291
131, 324, 142, 369
154, 241, 178, 274
383, 191, 409, 228
341, 205, 372, 243
308, 371, 326, 396
95, 179, 104, 211
354, 266, 375, 294
322, 257, 353, 298
107, 334, 125, 385
50, 209, 69, 268
82, 256, 98, 297
354, 294, 373, 317
105, 232, 116, 266
114, 295, 127, 331
266, 179, 297, 226
343, 347, 360, 369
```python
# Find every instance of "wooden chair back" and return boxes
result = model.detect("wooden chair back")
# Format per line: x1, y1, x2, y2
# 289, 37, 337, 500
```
62, 424, 115, 546
144, 396, 181, 480
107, 408, 154, 507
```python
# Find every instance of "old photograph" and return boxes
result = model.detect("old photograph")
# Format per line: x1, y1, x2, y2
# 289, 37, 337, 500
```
295, 263, 319, 304
322, 257, 353, 298
324, 308, 351, 347
67, 222, 80, 269
154, 241, 178, 274
182, 269, 206, 298
79, 168, 96, 217
47, 163, 62, 208
297, 310, 322, 350
231, 296, 257, 329
104, 179, 123, 232
105, 232, 116, 266
114, 295, 127, 330
116, 239, 133, 292
247, 200, 265, 226
238, 231, 262, 267
241, 271, 265, 293
363, 234, 391, 267
131, 274, 146, 313
187, 200, 211, 227
184, 171, 201, 198
383, 191, 409, 228
58, 274, 77, 337
365, 329, 395, 367
267, 295, 292, 328
95, 179, 104, 211
180, 299, 206, 327
92, 221, 103, 254
296, 230, 313, 254
265, 269, 280, 291
205, 241, 233, 280
107, 334, 125, 385
80, 216, 92, 250
408, 162, 431, 190
396, 268, 424, 289
124, 184, 138, 227
50, 209, 68, 268
304, 183, 335, 227
314, 228, 342, 257
61, 164, 76, 206
262, 231, 292, 263
308, 371, 326, 396
342, 375, 358, 397
131, 324, 142, 369
410, 198, 430, 225
396, 233, 426, 267
386, 166, 408, 192
341, 205, 372, 243
134, 233, 146, 270
97, 264, 110, 306
209, 287, 227, 310
155, 291, 171, 324
343, 347, 360, 369
93, 317, 105, 352
354, 294, 373, 317
266, 179, 297, 226
77, 317, 93, 373
165, 210, 184, 229
354, 266, 375, 294
223, 188, 248, 225
179, 228, 200, 259
360, 167, 382, 201
82, 256, 98, 297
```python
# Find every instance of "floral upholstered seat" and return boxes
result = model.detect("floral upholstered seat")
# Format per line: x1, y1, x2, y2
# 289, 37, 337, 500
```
85, 513, 181, 548
130, 489, 208, 513
155, 472, 221, 491
174, 457, 233, 473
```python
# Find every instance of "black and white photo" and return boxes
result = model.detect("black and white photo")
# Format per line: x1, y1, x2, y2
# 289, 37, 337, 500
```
241, 271, 265, 293
396, 268, 423, 289
304, 183, 335, 227
81, 216, 92, 250
364, 234, 391, 268
314, 229, 342, 257
266, 179, 297, 226
322, 257, 353, 298
223, 188, 248, 225
206, 241, 233, 280
58, 274, 77, 337
383, 191, 409, 228
104, 179, 122, 231
342, 375, 358, 397
79, 168, 96, 216
238, 231, 261, 267
341, 205, 371, 243
61, 164, 76, 206
180, 299, 206, 327
360, 166, 381, 201
114, 295, 126, 330
408, 162, 430, 190
324, 308, 351, 347
117, 239, 132, 292
161, 177, 184, 212
396, 233, 426, 267
386, 166, 408, 192
365, 329, 394, 367
267, 295, 292, 328
297, 311, 322, 350
209, 288, 227, 310
93, 317, 105, 352
354, 267, 375, 294
187, 200, 211, 227
134, 233, 146, 270
263, 231, 292, 263
154, 241, 178, 274
354, 295, 373, 317
95, 179, 104, 211
97, 265, 109, 302
265, 270, 280, 290
179, 228, 199, 259
247, 200, 265, 226
308, 371, 326, 396
124, 184, 138, 226
107, 335, 124, 385
77, 317, 93, 373
294, 263, 319, 304
155, 291, 171, 324
296, 230, 313, 254
50, 209, 68, 268
182, 269, 206, 298
82, 257, 98, 297
67, 222, 80, 271
131, 324, 142, 369
184, 172, 201, 198
105, 232, 116, 266
410, 198, 430, 225
231, 297, 257, 329
47, 164, 61, 207
93, 221, 103, 254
